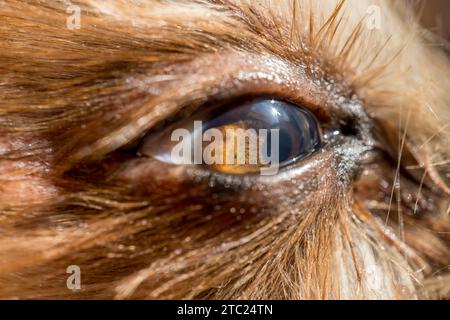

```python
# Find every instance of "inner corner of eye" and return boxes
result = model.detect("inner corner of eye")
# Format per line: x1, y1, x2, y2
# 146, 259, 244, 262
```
139, 98, 324, 175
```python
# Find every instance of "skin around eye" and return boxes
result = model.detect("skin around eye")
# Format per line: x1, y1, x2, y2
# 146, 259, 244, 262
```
139, 99, 323, 175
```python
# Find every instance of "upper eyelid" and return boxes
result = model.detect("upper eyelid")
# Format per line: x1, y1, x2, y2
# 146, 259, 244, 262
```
69, 52, 362, 164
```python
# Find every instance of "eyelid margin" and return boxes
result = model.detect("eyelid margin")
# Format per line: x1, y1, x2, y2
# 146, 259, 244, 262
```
66, 52, 368, 167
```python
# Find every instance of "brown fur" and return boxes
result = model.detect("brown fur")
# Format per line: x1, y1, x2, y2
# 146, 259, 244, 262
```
0, 0, 449, 299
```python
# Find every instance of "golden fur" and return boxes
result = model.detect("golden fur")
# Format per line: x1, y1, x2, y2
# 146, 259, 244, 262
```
0, 0, 449, 299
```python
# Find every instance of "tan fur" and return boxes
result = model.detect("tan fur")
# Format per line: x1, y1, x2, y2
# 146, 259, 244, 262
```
0, 0, 449, 299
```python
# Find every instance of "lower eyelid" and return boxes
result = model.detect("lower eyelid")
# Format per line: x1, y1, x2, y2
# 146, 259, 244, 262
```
117, 141, 353, 193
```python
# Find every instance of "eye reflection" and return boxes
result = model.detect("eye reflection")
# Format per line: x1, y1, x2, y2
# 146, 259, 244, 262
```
140, 99, 323, 175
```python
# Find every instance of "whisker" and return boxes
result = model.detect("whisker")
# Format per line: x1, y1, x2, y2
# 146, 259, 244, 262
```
406, 159, 450, 170
418, 123, 450, 150
413, 169, 427, 215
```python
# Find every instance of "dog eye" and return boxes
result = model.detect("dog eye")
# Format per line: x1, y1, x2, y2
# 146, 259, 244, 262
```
140, 99, 323, 175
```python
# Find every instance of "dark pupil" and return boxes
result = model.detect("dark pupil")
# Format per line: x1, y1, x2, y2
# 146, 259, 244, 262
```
203, 99, 322, 167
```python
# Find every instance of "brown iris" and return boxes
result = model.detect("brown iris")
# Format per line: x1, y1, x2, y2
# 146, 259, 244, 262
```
140, 99, 323, 176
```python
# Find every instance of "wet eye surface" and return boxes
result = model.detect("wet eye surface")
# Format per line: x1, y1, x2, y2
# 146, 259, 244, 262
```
140, 99, 323, 175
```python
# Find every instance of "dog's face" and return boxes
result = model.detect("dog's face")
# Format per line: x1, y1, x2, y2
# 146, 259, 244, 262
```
0, 0, 449, 299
